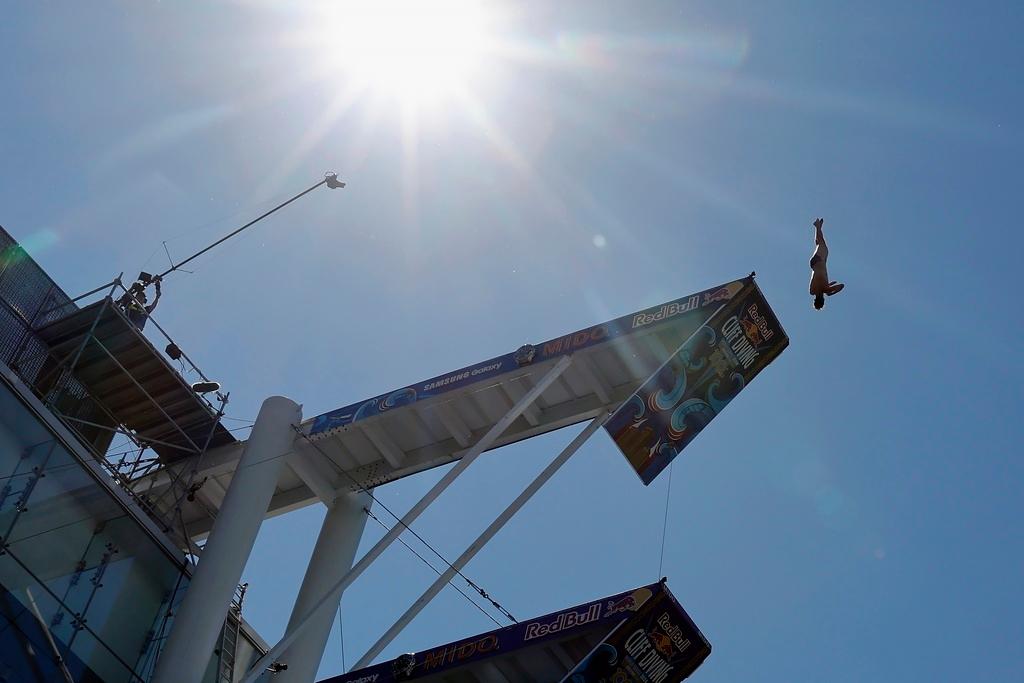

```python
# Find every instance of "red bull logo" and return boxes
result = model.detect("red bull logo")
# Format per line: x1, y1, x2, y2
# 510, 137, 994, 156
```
631, 295, 700, 329
743, 303, 775, 342
656, 611, 694, 656
702, 287, 732, 305
524, 603, 601, 641
739, 316, 763, 345
649, 630, 674, 657
605, 595, 637, 616
604, 588, 654, 617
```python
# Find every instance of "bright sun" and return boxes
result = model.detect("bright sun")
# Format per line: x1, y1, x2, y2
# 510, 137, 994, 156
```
322, 0, 489, 106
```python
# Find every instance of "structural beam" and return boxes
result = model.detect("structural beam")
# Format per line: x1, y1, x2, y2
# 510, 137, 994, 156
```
362, 423, 405, 468
481, 662, 513, 683
275, 491, 372, 683
152, 396, 300, 683
241, 356, 573, 683
574, 355, 611, 403
202, 475, 228, 502
134, 440, 245, 490
351, 410, 612, 669
288, 450, 339, 506
547, 642, 579, 670
500, 380, 541, 426
435, 402, 472, 447
193, 485, 221, 513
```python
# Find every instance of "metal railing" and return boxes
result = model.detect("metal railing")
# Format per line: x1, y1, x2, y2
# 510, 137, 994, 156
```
0, 226, 232, 548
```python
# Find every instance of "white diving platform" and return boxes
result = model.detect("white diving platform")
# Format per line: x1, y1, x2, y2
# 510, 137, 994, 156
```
137, 277, 753, 540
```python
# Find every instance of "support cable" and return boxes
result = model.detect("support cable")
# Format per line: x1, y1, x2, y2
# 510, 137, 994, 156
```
362, 507, 503, 628
657, 462, 674, 579
337, 604, 346, 672
143, 187, 303, 271
295, 427, 518, 624
157, 172, 343, 279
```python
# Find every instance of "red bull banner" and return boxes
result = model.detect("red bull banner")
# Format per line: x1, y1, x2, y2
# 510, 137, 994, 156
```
605, 279, 788, 485
309, 278, 747, 436
560, 581, 711, 683
320, 584, 663, 683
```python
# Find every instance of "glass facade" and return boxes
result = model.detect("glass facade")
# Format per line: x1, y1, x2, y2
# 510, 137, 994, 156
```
0, 377, 189, 682
0, 227, 269, 682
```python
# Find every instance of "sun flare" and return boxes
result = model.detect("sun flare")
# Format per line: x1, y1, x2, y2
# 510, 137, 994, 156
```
321, 0, 489, 106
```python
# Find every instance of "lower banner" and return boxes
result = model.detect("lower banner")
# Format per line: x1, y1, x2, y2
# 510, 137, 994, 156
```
560, 581, 711, 683
605, 279, 789, 485
319, 581, 708, 683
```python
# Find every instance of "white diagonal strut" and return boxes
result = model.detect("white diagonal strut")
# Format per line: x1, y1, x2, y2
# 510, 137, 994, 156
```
288, 450, 338, 505
351, 409, 613, 670
436, 402, 472, 447
500, 380, 541, 426
241, 355, 573, 683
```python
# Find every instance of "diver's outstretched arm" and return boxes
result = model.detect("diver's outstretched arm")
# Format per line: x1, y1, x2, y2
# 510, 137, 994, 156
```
813, 217, 826, 247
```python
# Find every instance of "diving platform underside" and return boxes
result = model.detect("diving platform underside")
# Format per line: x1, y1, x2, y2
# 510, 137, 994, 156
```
147, 278, 752, 540
34, 299, 236, 462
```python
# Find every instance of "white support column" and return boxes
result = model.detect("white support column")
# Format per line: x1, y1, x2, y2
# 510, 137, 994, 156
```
242, 356, 573, 683
152, 396, 300, 683
351, 410, 612, 669
275, 490, 372, 683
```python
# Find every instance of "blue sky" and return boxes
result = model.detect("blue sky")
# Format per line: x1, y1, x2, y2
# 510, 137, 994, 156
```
3, 1, 1023, 681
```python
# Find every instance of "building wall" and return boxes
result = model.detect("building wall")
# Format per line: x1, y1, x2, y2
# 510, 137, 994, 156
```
0, 372, 192, 682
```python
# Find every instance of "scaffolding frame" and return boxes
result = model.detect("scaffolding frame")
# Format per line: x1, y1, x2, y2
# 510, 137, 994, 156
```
0, 230, 234, 550
0, 228, 272, 682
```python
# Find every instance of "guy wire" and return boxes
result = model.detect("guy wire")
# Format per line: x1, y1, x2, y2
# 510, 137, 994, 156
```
362, 506, 503, 628
294, 426, 517, 624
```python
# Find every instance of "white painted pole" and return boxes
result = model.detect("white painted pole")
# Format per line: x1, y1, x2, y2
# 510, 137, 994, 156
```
241, 357, 572, 683
275, 490, 372, 683
152, 396, 300, 683
351, 410, 612, 669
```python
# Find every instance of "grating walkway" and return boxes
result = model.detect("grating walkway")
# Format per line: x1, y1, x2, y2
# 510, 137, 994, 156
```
34, 298, 235, 462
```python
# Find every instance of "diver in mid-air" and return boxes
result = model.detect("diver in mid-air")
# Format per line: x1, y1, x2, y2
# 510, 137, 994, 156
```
809, 217, 844, 310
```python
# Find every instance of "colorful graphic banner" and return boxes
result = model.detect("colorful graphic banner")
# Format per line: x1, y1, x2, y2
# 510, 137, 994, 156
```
605, 281, 788, 485
319, 584, 664, 683
560, 583, 712, 683
308, 279, 748, 436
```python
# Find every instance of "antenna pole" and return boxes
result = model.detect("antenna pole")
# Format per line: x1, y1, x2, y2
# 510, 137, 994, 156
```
157, 173, 345, 278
